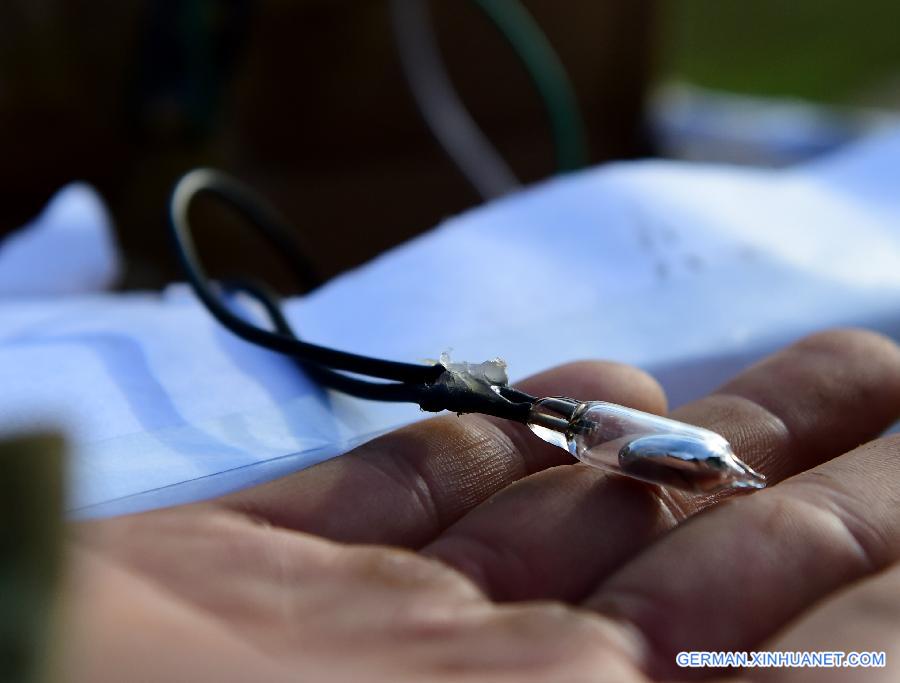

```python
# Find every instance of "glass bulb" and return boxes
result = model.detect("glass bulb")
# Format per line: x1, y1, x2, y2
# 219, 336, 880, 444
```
527, 398, 765, 493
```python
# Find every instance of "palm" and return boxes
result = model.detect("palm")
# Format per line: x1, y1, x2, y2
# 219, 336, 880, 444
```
66, 330, 900, 682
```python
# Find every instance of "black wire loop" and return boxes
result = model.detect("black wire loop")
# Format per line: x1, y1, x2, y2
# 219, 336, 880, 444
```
169, 168, 537, 422
221, 277, 428, 403
170, 168, 445, 385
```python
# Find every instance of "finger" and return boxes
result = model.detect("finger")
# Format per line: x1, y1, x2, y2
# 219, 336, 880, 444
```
424, 463, 677, 603
758, 560, 900, 683
585, 433, 900, 680
678, 328, 900, 494
210, 361, 666, 546
422, 329, 900, 604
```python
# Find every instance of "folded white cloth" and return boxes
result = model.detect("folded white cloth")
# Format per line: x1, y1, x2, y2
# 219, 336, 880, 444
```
0, 183, 120, 296
1, 130, 899, 517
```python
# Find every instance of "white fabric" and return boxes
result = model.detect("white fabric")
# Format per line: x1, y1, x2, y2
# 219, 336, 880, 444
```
0, 183, 120, 296
1, 130, 899, 517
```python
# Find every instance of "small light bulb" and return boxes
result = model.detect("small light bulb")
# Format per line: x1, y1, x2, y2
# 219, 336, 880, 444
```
527, 398, 765, 493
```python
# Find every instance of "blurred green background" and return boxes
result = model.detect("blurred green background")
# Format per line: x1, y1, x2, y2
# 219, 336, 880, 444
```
664, 0, 900, 106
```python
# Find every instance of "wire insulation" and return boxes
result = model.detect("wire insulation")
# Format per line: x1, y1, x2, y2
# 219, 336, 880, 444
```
170, 168, 444, 384
222, 277, 429, 403
169, 168, 538, 421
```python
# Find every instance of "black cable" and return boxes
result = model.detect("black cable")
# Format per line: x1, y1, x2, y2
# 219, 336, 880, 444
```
181, 169, 322, 294
223, 276, 540, 419
169, 168, 538, 422
221, 277, 426, 403
170, 168, 444, 385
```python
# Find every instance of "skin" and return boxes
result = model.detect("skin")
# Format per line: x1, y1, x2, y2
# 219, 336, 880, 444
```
58, 328, 900, 682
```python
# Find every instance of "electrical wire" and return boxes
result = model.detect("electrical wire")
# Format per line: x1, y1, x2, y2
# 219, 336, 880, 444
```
169, 168, 538, 422
175, 168, 322, 294
221, 277, 428, 403
170, 168, 443, 384
166, 122, 760, 493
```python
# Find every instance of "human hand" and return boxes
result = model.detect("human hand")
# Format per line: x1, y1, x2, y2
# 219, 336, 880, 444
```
61, 329, 900, 682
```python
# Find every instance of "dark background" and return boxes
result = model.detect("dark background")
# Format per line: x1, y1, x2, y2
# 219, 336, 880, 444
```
0, 0, 656, 290
2, 0, 898, 290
